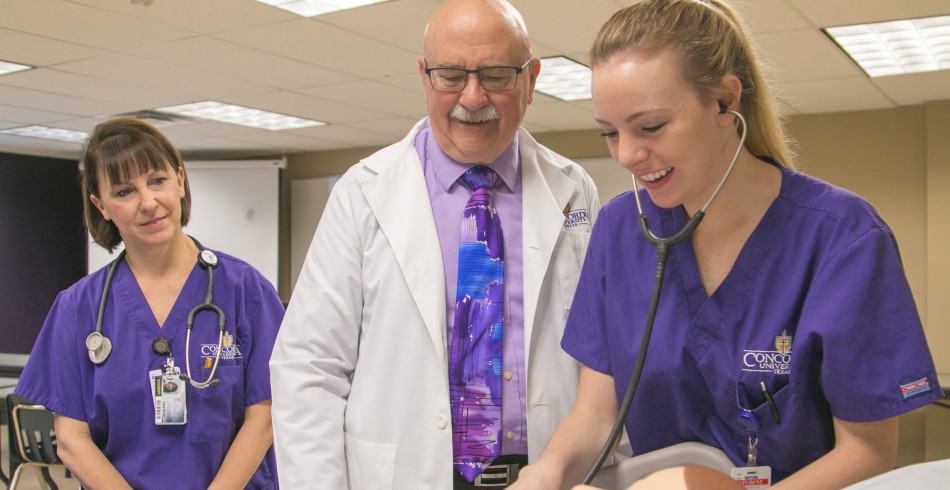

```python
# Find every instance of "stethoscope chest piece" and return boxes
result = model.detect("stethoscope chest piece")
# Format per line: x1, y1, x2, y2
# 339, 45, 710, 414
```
86, 331, 113, 365
199, 250, 218, 268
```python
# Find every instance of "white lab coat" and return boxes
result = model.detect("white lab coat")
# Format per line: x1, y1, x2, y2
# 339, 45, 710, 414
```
271, 119, 601, 489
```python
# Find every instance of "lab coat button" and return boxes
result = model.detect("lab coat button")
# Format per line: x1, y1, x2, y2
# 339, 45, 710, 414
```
438, 415, 448, 429
506, 430, 515, 440
503, 371, 512, 381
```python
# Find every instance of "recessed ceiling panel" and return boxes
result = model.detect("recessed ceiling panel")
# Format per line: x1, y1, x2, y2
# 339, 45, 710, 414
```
0, 0, 192, 50
132, 36, 358, 90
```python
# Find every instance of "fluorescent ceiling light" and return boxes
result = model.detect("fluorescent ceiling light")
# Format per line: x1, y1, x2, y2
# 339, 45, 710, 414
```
535, 56, 592, 101
0, 60, 32, 76
155, 101, 326, 131
824, 15, 950, 77
0, 125, 88, 143
255, 0, 392, 17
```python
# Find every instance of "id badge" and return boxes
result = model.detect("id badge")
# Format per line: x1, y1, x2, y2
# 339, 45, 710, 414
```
731, 466, 772, 488
149, 367, 187, 425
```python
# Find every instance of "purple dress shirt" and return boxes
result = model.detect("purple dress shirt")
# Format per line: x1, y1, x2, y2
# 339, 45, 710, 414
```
415, 128, 528, 456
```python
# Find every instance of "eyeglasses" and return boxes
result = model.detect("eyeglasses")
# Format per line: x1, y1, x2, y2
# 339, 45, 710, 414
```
424, 59, 532, 92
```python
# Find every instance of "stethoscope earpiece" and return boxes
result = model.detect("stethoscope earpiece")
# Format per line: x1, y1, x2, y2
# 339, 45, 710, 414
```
86, 332, 113, 365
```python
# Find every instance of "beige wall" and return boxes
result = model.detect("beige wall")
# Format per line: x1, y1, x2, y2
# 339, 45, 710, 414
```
785, 104, 950, 463
926, 100, 950, 375
278, 103, 950, 462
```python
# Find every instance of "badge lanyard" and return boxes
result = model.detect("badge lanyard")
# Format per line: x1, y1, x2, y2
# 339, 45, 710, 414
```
732, 410, 772, 488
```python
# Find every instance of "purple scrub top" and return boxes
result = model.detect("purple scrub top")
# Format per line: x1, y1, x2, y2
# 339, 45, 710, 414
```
17, 249, 283, 490
562, 167, 942, 482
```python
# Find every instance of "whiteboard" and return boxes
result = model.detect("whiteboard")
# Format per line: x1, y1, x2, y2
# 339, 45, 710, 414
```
87, 160, 283, 288
289, 175, 340, 293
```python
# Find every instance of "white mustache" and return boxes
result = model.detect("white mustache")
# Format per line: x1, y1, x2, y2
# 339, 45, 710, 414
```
450, 105, 500, 123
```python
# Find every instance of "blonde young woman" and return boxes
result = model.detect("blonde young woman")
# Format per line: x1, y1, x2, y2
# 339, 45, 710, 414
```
512, 1, 941, 489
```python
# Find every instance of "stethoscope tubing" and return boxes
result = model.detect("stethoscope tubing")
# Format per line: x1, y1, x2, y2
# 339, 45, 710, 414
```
184, 260, 225, 389
581, 110, 747, 484
88, 238, 225, 389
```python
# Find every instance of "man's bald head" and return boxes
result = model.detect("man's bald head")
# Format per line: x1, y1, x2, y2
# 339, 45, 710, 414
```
423, 0, 531, 62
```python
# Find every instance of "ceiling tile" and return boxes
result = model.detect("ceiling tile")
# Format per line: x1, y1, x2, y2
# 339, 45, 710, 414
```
0, 0, 193, 50
873, 71, 950, 106
0, 68, 181, 107
313, 0, 440, 52
788, 0, 950, 27
227, 90, 394, 124
295, 79, 424, 118
68, 0, 296, 34
781, 77, 895, 114
218, 129, 337, 153
756, 29, 863, 83
132, 36, 357, 90
284, 123, 400, 147
216, 18, 419, 79
0, 85, 132, 117
158, 120, 266, 138
0, 104, 79, 125
0, 133, 84, 156
0, 28, 106, 67
374, 72, 428, 94
54, 53, 272, 99
514, 0, 626, 55
733, 0, 812, 33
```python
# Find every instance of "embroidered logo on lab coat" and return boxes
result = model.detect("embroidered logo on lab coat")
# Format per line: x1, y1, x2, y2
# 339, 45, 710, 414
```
200, 332, 243, 360
741, 330, 793, 375
563, 206, 590, 229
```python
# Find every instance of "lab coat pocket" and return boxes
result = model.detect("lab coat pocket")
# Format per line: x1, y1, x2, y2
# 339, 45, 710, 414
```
344, 432, 397, 489
187, 364, 243, 443
555, 231, 591, 310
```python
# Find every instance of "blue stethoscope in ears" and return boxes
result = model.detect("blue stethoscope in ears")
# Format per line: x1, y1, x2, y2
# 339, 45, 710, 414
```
581, 103, 748, 484
85, 238, 226, 389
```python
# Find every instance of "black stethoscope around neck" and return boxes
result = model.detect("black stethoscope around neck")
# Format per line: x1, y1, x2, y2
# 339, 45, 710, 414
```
85, 237, 225, 389
581, 105, 748, 484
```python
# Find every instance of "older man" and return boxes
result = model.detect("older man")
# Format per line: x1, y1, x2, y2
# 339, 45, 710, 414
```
270, 1, 600, 488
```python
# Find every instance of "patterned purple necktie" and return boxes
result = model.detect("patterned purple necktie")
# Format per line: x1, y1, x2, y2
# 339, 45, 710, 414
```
451, 165, 505, 482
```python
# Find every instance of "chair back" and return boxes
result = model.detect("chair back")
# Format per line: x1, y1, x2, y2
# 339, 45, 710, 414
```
8, 394, 61, 465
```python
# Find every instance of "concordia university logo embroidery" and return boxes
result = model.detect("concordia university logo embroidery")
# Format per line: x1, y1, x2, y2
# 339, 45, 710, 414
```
201, 332, 243, 360
742, 329, 793, 375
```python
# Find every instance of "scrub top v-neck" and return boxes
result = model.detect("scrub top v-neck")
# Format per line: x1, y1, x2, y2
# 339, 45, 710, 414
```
16, 249, 284, 489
